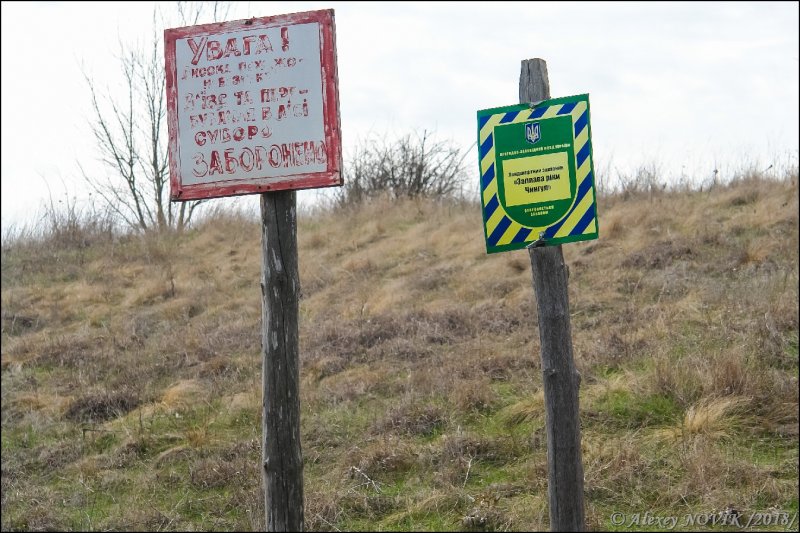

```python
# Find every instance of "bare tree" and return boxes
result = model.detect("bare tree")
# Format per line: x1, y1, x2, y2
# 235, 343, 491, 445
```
335, 130, 471, 207
81, 2, 229, 232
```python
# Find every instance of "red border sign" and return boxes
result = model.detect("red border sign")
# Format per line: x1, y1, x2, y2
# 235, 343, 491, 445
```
165, 10, 342, 201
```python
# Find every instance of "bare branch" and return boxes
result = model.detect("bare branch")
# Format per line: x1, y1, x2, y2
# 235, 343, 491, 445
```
335, 130, 468, 206
80, 3, 228, 232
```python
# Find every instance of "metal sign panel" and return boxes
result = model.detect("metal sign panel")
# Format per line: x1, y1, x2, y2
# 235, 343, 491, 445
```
165, 10, 342, 201
477, 94, 599, 254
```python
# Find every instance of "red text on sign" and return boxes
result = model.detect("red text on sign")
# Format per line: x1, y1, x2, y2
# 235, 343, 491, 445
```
191, 141, 327, 177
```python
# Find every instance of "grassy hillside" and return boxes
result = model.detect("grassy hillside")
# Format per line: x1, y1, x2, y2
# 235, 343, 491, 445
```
2, 171, 798, 531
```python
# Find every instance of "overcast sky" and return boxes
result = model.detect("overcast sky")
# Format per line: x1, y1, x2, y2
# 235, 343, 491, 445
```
1, 1, 798, 231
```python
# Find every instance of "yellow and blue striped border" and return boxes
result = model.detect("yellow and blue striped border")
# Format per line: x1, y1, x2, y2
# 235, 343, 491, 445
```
477, 94, 598, 254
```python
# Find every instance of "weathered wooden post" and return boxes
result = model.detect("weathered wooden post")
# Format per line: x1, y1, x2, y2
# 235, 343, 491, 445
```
477, 57, 595, 532
164, 10, 343, 532
521, 58, 586, 532
260, 190, 303, 531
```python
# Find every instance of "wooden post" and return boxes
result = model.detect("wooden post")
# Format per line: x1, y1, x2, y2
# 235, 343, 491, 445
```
260, 190, 304, 532
521, 58, 586, 532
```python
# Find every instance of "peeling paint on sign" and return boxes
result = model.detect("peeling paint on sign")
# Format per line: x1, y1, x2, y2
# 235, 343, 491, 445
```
165, 10, 342, 201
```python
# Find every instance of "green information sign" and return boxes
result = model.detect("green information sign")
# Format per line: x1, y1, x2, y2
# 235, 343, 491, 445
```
477, 93, 599, 254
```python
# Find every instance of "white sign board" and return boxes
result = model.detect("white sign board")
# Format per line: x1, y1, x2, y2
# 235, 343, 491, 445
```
165, 10, 342, 201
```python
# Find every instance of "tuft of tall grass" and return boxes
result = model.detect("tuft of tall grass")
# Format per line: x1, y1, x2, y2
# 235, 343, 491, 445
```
654, 396, 746, 443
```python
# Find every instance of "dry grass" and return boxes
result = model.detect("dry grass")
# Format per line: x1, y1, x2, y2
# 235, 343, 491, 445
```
653, 397, 747, 443
2, 168, 797, 531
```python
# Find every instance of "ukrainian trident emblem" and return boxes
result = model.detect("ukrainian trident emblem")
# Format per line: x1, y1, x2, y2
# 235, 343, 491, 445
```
525, 122, 541, 144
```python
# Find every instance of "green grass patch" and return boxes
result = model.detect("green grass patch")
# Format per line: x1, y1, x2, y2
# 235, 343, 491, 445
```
591, 389, 681, 429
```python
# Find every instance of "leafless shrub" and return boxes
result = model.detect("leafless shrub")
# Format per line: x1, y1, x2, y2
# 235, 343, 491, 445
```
65, 388, 141, 423
462, 500, 512, 532
40, 188, 116, 250
478, 353, 537, 382
441, 432, 515, 464
190, 458, 246, 489
334, 130, 470, 206
345, 437, 416, 477
612, 163, 667, 200
1, 189, 117, 287
374, 402, 448, 436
